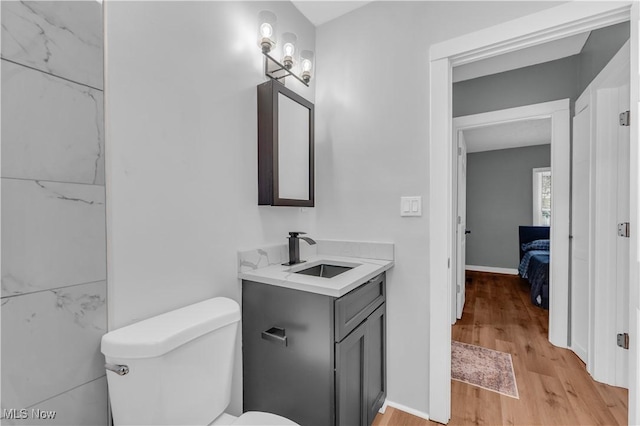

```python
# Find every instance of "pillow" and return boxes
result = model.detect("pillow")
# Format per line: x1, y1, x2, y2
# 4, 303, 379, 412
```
521, 239, 550, 252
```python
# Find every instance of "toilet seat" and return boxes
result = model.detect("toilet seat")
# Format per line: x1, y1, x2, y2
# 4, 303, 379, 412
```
232, 411, 299, 426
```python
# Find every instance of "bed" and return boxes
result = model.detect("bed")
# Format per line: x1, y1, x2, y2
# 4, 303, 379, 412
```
518, 226, 550, 309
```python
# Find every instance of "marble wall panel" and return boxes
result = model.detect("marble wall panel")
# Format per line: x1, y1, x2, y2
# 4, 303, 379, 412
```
0, 377, 108, 426
2, 60, 104, 185
1, 179, 106, 297
32, 377, 108, 426
1, 1, 103, 89
1, 281, 107, 409
1, 1, 107, 423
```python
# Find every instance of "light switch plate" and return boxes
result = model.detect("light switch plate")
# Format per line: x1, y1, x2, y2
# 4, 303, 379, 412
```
401, 196, 422, 217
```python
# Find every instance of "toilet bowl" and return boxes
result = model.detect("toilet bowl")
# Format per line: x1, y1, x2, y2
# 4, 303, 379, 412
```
101, 297, 298, 426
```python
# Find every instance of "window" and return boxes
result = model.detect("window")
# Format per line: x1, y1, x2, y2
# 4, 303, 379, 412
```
533, 167, 551, 226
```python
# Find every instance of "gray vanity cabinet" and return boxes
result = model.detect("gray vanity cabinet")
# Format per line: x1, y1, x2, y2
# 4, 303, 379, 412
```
336, 302, 386, 426
242, 273, 386, 426
336, 320, 367, 426
364, 303, 386, 423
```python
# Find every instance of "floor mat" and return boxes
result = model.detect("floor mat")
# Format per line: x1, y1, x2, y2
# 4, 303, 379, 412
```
451, 340, 519, 398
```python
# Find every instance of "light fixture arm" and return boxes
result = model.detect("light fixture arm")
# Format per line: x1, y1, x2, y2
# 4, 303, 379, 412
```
262, 51, 309, 87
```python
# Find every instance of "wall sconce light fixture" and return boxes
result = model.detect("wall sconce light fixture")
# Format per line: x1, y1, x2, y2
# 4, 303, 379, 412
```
281, 32, 297, 70
258, 10, 277, 53
300, 50, 314, 84
258, 11, 314, 87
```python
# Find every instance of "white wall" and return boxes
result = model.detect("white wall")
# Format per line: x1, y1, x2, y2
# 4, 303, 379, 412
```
104, 1, 315, 415
314, 1, 562, 416
105, 0, 567, 419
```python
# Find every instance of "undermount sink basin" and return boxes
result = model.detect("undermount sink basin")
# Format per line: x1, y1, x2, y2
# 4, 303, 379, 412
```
294, 264, 354, 278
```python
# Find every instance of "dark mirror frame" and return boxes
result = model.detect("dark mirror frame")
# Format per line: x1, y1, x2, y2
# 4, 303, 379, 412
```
258, 79, 315, 207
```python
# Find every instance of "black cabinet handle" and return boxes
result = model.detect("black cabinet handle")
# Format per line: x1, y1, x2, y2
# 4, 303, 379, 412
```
261, 326, 287, 346
465, 230, 471, 234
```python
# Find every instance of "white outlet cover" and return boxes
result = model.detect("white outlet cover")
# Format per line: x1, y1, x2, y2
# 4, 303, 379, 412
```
401, 196, 422, 217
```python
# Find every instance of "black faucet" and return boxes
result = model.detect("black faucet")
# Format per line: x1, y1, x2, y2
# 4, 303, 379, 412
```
284, 232, 316, 266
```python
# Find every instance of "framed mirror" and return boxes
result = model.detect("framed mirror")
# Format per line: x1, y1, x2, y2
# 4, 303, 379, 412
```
258, 80, 314, 206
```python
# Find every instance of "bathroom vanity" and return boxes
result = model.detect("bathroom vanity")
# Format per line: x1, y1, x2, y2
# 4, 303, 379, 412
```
239, 247, 392, 426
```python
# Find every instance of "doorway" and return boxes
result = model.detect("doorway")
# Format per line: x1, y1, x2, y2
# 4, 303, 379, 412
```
427, 3, 636, 424
451, 101, 569, 339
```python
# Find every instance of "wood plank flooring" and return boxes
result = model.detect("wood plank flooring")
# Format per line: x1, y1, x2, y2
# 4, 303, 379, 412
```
372, 271, 628, 425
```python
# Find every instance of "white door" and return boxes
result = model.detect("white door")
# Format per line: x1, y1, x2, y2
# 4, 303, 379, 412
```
630, 8, 640, 425
456, 132, 467, 320
571, 105, 591, 364
615, 83, 630, 387
630, 5, 640, 423
592, 79, 630, 388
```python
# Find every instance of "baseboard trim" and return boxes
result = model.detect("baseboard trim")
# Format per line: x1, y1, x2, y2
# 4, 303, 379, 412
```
380, 400, 430, 421
466, 265, 518, 275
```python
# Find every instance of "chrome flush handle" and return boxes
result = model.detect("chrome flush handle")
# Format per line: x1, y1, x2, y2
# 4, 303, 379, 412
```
105, 363, 129, 376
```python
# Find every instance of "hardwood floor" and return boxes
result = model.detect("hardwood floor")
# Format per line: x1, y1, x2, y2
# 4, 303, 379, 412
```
372, 271, 628, 425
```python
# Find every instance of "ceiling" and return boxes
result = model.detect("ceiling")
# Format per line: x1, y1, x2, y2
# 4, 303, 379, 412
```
292, 1, 373, 27
462, 118, 551, 154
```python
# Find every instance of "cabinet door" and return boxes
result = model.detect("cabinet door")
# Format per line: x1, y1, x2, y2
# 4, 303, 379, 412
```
366, 303, 386, 425
336, 321, 367, 426
243, 281, 335, 426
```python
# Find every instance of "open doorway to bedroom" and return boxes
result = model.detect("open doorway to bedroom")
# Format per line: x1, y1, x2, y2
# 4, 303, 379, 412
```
445, 20, 630, 425
428, 3, 637, 424
451, 101, 566, 333
454, 116, 553, 314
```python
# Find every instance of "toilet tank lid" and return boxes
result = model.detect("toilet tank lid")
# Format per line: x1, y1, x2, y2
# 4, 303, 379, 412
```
101, 297, 240, 359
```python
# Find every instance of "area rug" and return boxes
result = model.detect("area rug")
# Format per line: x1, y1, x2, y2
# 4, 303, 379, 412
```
451, 341, 519, 399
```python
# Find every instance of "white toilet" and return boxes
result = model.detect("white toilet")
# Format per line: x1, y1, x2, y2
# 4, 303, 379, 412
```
101, 297, 299, 426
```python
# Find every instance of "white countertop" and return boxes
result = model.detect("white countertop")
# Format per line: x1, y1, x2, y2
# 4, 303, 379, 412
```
238, 254, 393, 297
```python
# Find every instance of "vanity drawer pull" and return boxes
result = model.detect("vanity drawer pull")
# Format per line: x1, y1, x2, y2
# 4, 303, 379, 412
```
261, 326, 288, 346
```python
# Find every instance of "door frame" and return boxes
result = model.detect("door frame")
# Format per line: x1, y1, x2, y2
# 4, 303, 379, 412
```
428, 2, 634, 423
451, 100, 570, 332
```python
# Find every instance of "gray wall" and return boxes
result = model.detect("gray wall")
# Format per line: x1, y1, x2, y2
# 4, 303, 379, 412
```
578, 21, 630, 93
466, 144, 551, 269
453, 22, 629, 117
1, 2, 107, 424
454, 55, 578, 117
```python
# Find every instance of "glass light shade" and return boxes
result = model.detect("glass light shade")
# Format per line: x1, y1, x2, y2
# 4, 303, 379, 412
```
281, 32, 297, 69
300, 50, 314, 83
258, 11, 277, 53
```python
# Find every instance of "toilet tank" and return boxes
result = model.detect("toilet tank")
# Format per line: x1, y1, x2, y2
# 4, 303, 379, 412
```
101, 297, 241, 426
